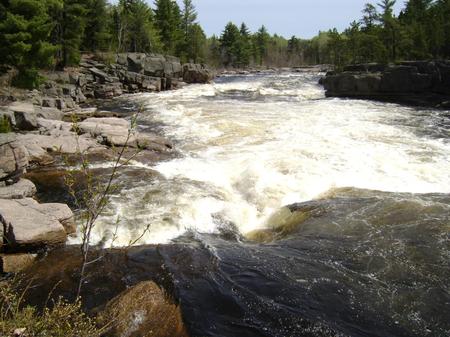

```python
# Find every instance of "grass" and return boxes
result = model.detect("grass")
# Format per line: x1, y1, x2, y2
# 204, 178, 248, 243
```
0, 278, 103, 337
0, 115, 12, 133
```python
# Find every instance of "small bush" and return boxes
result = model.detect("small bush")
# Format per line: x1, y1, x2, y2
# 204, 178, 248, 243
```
0, 115, 12, 133
0, 278, 102, 337
11, 69, 43, 89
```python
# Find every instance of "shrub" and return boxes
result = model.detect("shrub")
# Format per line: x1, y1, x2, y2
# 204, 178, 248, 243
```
0, 278, 103, 337
0, 115, 12, 133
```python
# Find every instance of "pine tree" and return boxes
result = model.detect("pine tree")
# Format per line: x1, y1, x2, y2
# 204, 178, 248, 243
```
0, 0, 58, 87
237, 23, 251, 67
220, 22, 240, 67
154, 0, 182, 54
255, 25, 270, 66
82, 0, 110, 51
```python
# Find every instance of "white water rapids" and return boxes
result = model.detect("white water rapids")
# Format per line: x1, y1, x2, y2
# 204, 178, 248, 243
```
81, 72, 450, 246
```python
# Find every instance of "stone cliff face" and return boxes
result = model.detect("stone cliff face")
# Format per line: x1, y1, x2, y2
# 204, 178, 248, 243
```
320, 61, 450, 108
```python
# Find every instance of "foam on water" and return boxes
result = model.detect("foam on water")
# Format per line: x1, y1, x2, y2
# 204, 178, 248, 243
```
81, 72, 450, 246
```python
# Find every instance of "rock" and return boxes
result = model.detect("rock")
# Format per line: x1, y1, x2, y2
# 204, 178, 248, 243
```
182, 63, 215, 83
78, 117, 136, 147
100, 281, 189, 337
16, 132, 99, 164
0, 179, 36, 199
30, 202, 76, 234
321, 61, 450, 107
0, 134, 29, 182
35, 106, 64, 120
89, 67, 113, 83
0, 253, 37, 273
127, 53, 147, 73
137, 133, 173, 152
0, 198, 67, 250
9, 102, 37, 130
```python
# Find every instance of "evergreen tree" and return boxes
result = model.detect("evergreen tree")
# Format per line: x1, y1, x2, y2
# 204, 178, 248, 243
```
82, 0, 110, 51
255, 25, 270, 66
0, 0, 58, 87
53, 0, 90, 67
187, 23, 206, 63
220, 22, 240, 67
154, 0, 182, 54
237, 23, 251, 67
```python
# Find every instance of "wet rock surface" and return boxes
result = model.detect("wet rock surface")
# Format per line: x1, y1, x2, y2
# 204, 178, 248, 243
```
321, 61, 450, 108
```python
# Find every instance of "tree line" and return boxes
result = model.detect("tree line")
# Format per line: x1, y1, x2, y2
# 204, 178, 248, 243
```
0, 0, 449, 87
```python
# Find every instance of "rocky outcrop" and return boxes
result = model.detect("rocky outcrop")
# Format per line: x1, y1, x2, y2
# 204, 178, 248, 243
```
321, 61, 450, 108
0, 134, 29, 183
0, 178, 36, 199
182, 63, 215, 83
0, 198, 71, 251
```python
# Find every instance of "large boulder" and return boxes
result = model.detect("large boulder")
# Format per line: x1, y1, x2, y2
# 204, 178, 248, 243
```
100, 281, 189, 337
0, 198, 68, 250
182, 63, 215, 83
0, 134, 29, 182
0, 179, 36, 199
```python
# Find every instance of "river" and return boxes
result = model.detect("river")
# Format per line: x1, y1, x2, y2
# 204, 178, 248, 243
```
81, 71, 449, 336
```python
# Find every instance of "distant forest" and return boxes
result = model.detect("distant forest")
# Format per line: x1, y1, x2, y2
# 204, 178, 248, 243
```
1, 0, 449, 85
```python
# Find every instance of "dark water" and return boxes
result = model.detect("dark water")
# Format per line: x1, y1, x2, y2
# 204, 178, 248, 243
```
24, 73, 450, 336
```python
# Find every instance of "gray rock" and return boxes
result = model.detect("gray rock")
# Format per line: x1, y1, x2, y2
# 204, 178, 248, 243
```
0, 198, 67, 250
8, 102, 37, 130
0, 134, 29, 182
0, 179, 36, 199
89, 67, 113, 83
35, 106, 64, 120
78, 117, 136, 147
127, 53, 147, 73
182, 63, 215, 83
137, 133, 173, 152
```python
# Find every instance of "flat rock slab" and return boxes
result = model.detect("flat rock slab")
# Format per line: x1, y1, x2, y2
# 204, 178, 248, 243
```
0, 198, 68, 250
78, 117, 136, 147
0, 179, 36, 199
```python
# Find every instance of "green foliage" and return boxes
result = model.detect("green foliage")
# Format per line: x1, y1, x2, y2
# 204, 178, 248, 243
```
0, 116, 12, 133
0, 278, 102, 337
82, 0, 111, 51
154, 0, 182, 54
0, 0, 58, 87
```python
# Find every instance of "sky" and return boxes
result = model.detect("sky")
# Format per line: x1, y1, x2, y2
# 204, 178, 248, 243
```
187, 0, 404, 39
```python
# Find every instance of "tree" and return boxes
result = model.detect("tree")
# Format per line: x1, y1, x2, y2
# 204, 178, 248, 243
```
53, 0, 90, 67
154, 0, 182, 54
361, 3, 379, 30
255, 25, 270, 66
0, 0, 59, 87
186, 23, 206, 63
82, 0, 110, 51
377, 0, 398, 61
220, 22, 240, 67
237, 23, 251, 67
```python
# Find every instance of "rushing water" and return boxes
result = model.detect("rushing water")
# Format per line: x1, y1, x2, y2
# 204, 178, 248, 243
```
57, 72, 450, 336
87, 71, 450, 246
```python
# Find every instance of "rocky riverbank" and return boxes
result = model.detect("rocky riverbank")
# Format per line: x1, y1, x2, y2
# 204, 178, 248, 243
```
320, 61, 450, 108
0, 53, 214, 274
